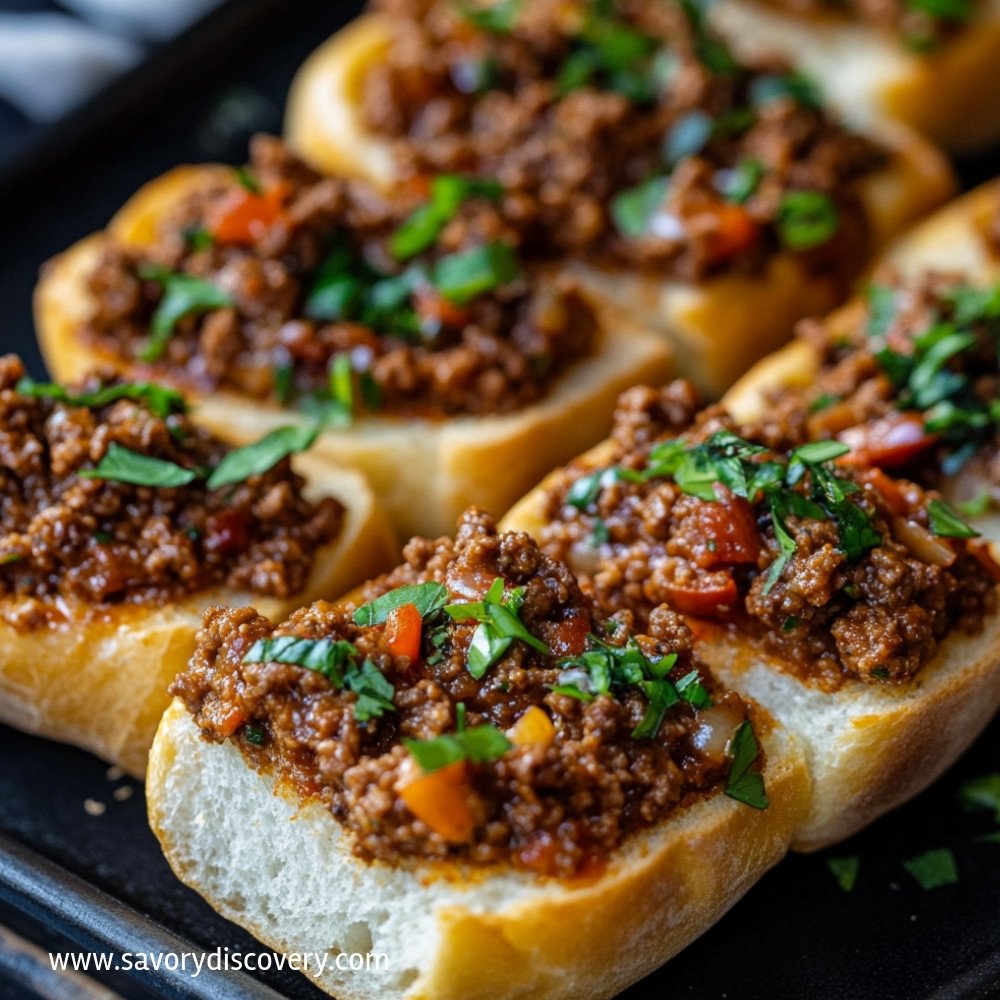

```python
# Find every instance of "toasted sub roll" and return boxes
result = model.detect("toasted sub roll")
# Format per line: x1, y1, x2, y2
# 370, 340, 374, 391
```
710, 0, 1000, 152
149, 702, 805, 1000
148, 513, 809, 1000
501, 418, 1000, 850
0, 362, 395, 777
35, 164, 672, 541
725, 183, 1000, 548
284, 11, 953, 397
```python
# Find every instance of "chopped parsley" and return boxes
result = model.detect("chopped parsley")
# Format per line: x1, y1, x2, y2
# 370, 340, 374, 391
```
405, 724, 512, 773
580, 430, 881, 594
445, 577, 548, 680
15, 378, 187, 420
243, 724, 265, 747
353, 582, 450, 626
242, 635, 395, 722
865, 280, 1000, 472
725, 721, 768, 809
903, 848, 958, 890
957, 773, 1000, 822
927, 498, 979, 538
205, 422, 320, 489
458, 0, 521, 32
776, 190, 840, 251
826, 855, 860, 892
79, 443, 197, 488
551, 635, 682, 739
136, 265, 235, 363
391, 175, 503, 261
430, 242, 520, 304
610, 175, 669, 239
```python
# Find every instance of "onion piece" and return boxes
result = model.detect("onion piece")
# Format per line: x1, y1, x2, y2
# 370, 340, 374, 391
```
891, 516, 956, 567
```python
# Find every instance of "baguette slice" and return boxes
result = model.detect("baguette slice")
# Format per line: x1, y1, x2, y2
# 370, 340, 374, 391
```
34, 165, 673, 541
148, 700, 808, 1000
500, 446, 1000, 850
724, 181, 1000, 548
284, 13, 954, 397
0, 454, 396, 778
710, 0, 1000, 153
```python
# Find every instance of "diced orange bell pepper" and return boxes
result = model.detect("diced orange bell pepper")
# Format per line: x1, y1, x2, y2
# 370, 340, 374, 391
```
508, 706, 555, 749
400, 761, 475, 843
384, 602, 423, 662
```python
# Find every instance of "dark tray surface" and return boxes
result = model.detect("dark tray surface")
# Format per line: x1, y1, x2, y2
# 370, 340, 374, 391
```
2, 3, 1000, 997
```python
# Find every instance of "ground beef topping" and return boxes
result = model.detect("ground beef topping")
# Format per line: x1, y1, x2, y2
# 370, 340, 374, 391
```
361, 0, 886, 279
0, 355, 343, 626
537, 382, 998, 689
757, 0, 976, 48
171, 509, 768, 876
78, 136, 596, 419
747, 271, 1000, 511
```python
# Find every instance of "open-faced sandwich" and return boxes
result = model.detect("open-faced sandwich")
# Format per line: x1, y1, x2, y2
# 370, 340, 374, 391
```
148, 509, 808, 1000
0, 354, 394, 777
710, 0, 1000, 152
502, 381, 1000, 849
285, 0, 953, 395
34, 136, 671, 539
725, 182, 1000, 546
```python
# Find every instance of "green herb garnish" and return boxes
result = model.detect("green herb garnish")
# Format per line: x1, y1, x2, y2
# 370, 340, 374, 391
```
458, 0, 521, 32
776, 191, 839, 251
206, 423, 320, 490
957, 773, 1000, 822
826, 855, 860, 892
431, 242, 520, 304
611, 176, 668, 238
137, 265, 234, 363
405, 724, 512, 772
243, 635, 395, 721
79, 443, 197, 488
15, 378, 187, 420
749, 71, 822, 109
392, 175, 503, 260
725, 721, 768, 809
718, 158, 764, 205
243, 724, 265, 746
903, 848, 958, 889
445, 577, 548, 679
927, 498, 979, 538
353, 582, 450, 626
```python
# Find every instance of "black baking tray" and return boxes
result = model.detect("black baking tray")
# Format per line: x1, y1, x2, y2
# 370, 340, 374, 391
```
3, 3, 1000, 997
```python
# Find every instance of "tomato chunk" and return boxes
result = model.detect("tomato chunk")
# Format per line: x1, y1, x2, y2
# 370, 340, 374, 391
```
692, 495, 762, 569
400, 761, 475, 843
838, 411, 936, 469
209, 184, 287, 245
704, 202, 759, 262
860, 467, 910, 518
384, 602, 423, 662
414, 287, 472, 329
664, 574, 739, 618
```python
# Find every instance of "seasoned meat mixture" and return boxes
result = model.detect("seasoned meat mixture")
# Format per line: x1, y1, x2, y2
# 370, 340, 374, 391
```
537, 382, 997, 688
0, 355, 342, 625
758, 0, 976, 47
79, 136, 595, 419
362, 0, 885, 278
748, 272, 1000, 508
173, 509, 768, 876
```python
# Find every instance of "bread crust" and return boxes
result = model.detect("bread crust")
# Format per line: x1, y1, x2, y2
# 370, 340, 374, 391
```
0, 454, 396, 777
498, 443, 1000, 850
147, 701, 809, 1000
283, 12, 954, 398
33, 167, 673, 540
710, 0, 1000, 152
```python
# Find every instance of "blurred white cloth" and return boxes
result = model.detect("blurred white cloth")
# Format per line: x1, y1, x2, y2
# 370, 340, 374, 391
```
56, 0, 224, 41
0, 13, 141, 121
